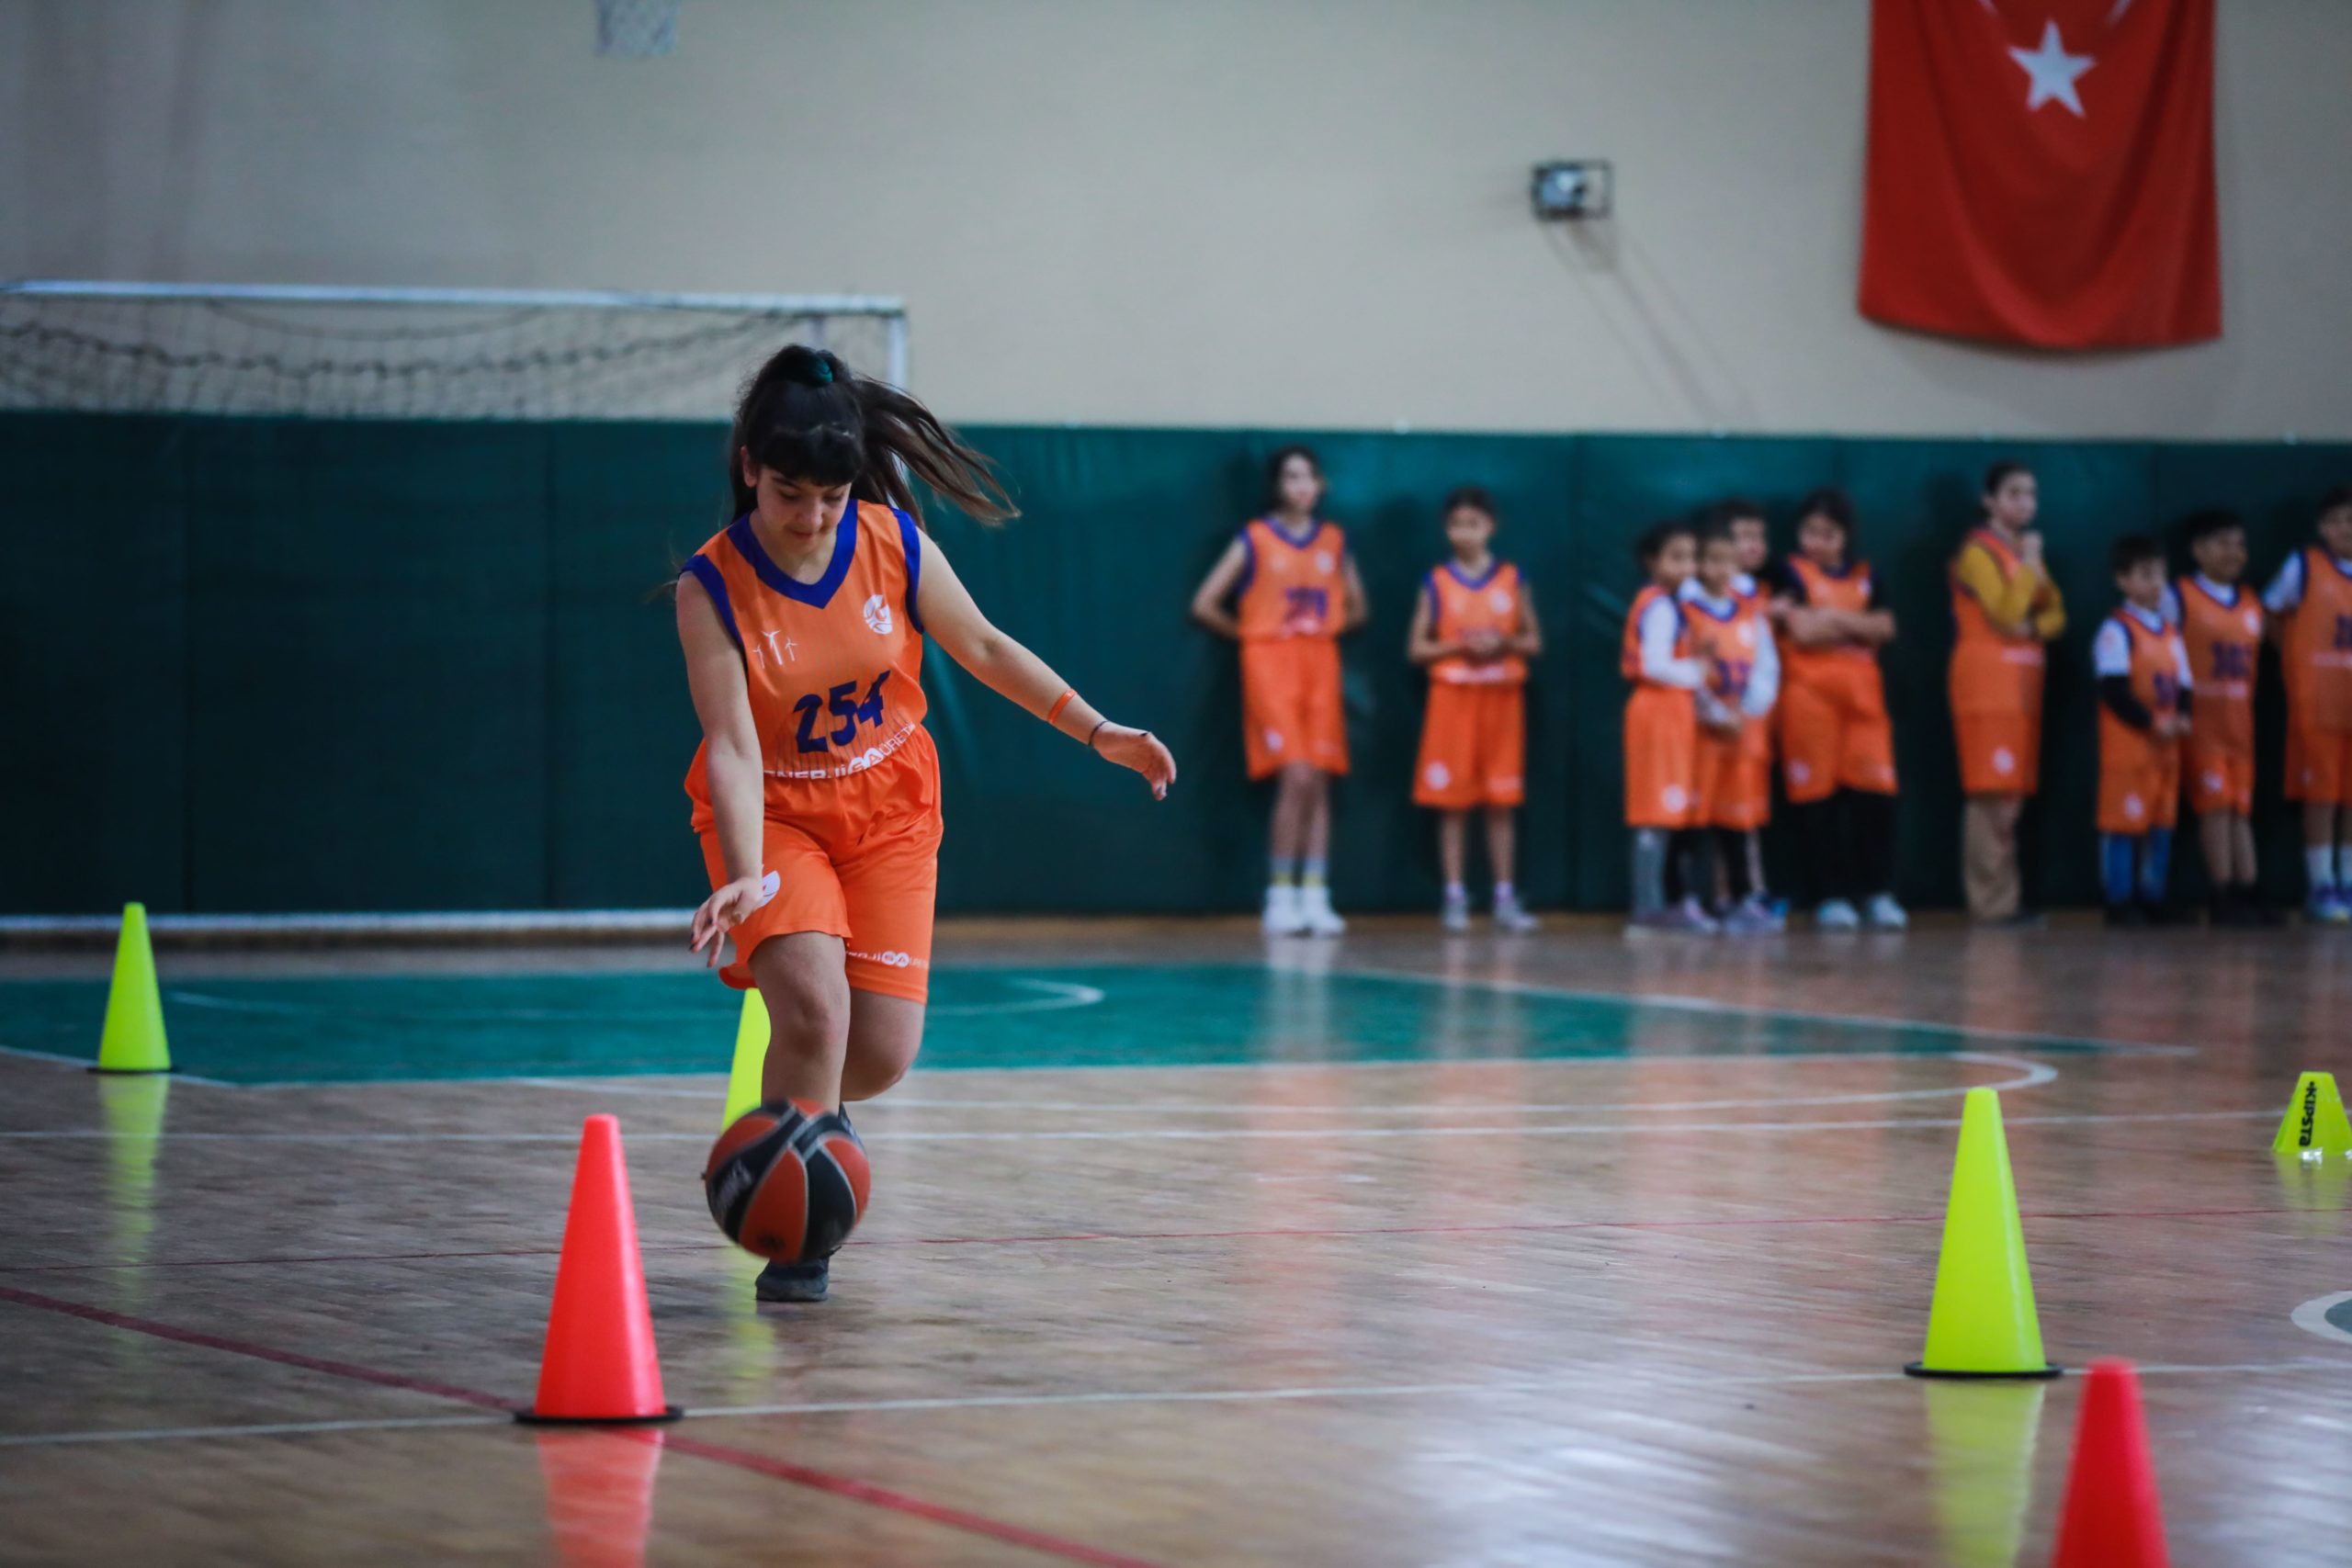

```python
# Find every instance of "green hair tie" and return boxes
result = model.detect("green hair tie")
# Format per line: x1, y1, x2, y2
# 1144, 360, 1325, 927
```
808, 357, 834, 386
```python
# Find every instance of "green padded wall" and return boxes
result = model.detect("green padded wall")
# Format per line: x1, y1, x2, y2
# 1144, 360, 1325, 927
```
3, 412, 2343, 915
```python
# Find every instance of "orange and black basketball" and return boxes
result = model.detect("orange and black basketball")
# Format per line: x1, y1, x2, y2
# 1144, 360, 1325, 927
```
702, 1100, 871, 1264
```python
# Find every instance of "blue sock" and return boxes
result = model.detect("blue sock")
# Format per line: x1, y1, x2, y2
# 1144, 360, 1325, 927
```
2139, 828, 2172, 903
2100, 834, 2137, 907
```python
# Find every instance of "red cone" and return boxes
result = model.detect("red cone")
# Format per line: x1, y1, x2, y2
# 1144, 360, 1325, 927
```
518, 1115, 680, 1424
2052, 1359, 2168, 1567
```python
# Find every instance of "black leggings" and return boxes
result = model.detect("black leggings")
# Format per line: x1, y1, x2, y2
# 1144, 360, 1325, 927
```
1791, 789, 1897, 902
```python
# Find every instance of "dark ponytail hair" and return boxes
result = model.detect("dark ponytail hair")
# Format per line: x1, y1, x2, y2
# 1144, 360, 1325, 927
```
1797, 485, 1858, 547
1264, 444, 1325, 513
728, 344, 1013, 528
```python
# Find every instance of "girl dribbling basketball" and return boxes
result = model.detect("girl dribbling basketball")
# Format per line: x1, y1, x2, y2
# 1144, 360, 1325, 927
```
679, 345, 1176, 1302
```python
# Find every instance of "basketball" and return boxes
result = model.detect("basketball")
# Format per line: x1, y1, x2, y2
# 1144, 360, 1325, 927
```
702, 1101, 871, 1264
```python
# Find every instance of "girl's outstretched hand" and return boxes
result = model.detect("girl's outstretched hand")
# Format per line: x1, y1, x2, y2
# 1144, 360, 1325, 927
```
1091, 724, 1177, 800
689, 874, 768, 967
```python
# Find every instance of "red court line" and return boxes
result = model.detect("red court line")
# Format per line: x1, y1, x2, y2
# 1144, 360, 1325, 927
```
0, 1206, 2299, 1274
0, 1283, 1166, 1568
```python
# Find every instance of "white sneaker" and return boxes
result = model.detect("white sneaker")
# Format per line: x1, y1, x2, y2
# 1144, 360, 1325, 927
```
1296, 885, 1349, 936
1440, 891, 1471, 933
1676, 896, 1722, 935
1863, 893, 1909, 931
1815, 897, 1861, 931
1493, 894, 1540, 933
1261, 883, 1306, 936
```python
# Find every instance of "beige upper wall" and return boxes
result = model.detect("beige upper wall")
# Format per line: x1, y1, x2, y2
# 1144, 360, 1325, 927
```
6, 0, 2348, 436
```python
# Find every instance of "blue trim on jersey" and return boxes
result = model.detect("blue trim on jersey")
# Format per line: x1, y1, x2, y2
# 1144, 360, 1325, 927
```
2182, 573, 2239, 609
1262, 515, 1322, 549
1442, 558, 1503, 592
892, 507, 925, 637
2118, 602, 2166, 636
681, 556, 740, 649
1232, 525, 1258, 601
1684, 596, 1739, 624
2323, 545, 2352, 582
728, 506, 857, 608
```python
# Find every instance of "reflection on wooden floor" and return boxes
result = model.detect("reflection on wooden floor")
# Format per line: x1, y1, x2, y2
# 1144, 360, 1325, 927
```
2, 921, 2347, 1565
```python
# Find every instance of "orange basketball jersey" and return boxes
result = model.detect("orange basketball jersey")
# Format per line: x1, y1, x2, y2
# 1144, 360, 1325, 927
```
1235, 518, 1349, 641
1425, 559, 1528, 685
1783, 557, 1882, 684
2097, 608, 2186, 779
2172, 575, 2261, 755
1949, 528, 2048, 718
1681, 592, 1770, 714
682, 501, 929, 811
2282, 546, 2352, 733
1622, 584, 1685, 681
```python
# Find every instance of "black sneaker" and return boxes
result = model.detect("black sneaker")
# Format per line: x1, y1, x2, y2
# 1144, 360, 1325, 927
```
754, 1258, 830, 1303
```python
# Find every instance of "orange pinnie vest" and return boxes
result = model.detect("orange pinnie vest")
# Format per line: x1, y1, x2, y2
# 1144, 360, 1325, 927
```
1949, 528, 2048, 718
2282, 546, 2352, 733
1682, 592, 1768, 711
1784, 556, 1880, 681
1234, 517, 1349, 641
1425, 558, 1528, 685
1621, 584, 1687, 682
2098, 608, 2185, 776
682, 502, 929, 803
2173, 575, 2260, 753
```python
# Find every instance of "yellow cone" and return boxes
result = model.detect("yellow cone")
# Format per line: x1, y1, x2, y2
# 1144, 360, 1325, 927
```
1905, 1088, 2059, 1379
2271, 1072, 2352, 1161
720, 987, 768, 1128
95, 903, 170, 1075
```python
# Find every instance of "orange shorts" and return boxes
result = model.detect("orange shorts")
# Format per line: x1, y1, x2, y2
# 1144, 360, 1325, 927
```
2098, 749, 2180, 835
1623, 686, 1697, 829
1955, 711, 2041, 797
2297, 727, 2352, 806
1690, 720, 1768, 829
2184, 743, 2255, 817
693, 736, 942, 1004
1415, 682, 1526, 807
1241, 637, 1348, 780
1779, 671, 1896, 805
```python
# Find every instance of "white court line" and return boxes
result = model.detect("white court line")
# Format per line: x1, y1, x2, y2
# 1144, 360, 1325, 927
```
164, 976, 1104, 1024
0, 1042, 236, 1088
1328, 964, 2199, 1058
0, 1108, 2276, 1145
6, 1358, 2340, 1450
2290, 1292, 2352, 1349
827, 1052, 2052, 1116
0, 1413, 508, 1449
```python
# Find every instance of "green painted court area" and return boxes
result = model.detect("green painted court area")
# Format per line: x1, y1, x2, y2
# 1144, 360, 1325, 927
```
0, 964, 2117, 1086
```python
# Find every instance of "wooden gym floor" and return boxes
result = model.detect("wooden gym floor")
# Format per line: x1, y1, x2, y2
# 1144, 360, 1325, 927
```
3, 918, 2348, 1565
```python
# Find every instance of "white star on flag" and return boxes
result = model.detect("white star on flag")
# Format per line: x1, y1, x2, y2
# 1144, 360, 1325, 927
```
2008, 18, 2095, 117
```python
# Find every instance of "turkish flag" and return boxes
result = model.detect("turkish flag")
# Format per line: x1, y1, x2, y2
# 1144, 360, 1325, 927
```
1859, 0, 2220, 349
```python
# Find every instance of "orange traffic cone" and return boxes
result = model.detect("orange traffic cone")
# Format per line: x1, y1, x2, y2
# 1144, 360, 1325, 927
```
517, 1115, 681, 1424
2051, 1359, 2169, 1567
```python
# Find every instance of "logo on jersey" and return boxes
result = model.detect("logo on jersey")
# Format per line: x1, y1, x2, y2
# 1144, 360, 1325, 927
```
848, 947, 924, 969
2122, 794, 2145, 822
755, 869, 780, 908
1788, 760, 1813, 787
1264, 728, 1285, 753
1424, 761, 1452, 791
1992, 747, 2017, 775
1736, 622, 1756, 649
862, 594, 894, 636
1488, 590, 1513, 615
2244, 608, 2262, 633
1315, 551, 1335, 574
2203, 770, 2225, 795
1661, 784, 1689, 813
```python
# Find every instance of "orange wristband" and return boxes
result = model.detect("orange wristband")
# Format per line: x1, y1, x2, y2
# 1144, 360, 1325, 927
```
1046, 689, 1077, 726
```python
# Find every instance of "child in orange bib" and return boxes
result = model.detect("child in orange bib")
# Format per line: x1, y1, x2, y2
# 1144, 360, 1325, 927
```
2164, 510, 2269, 924
1622, 519, 1714, 932
1768, 488, 1904, 931
2094, 536, 2193, 924
1679, 513, 1781, 934
679, 346, 1175, 1303
1948, 461, 2067, 923
1191, 446, 1368, 936
1407, 487, 1544, 932
2261, 487, 2352, 923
